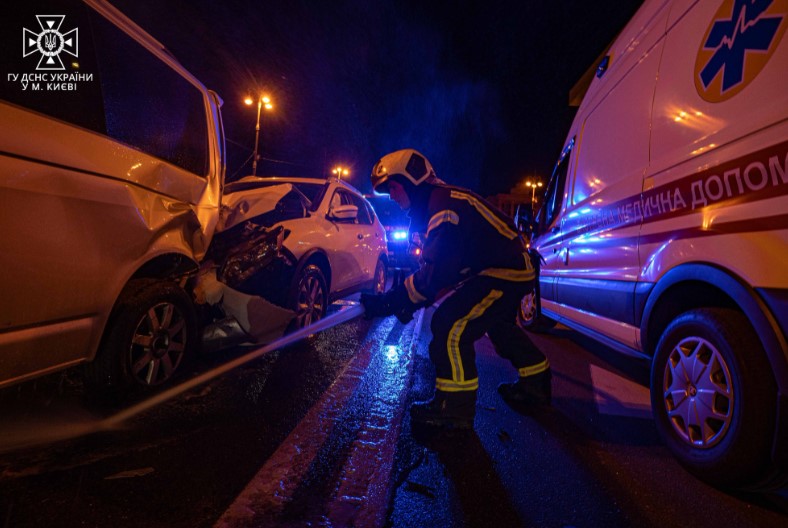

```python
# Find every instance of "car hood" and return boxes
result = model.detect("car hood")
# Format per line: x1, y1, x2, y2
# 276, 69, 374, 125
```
217, 183, 294, 232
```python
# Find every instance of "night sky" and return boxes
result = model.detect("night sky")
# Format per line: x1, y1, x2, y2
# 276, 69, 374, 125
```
111, 0, 644, 196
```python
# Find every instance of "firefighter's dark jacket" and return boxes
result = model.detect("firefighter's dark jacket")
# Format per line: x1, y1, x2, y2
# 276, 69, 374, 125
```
393, 182, 535, 313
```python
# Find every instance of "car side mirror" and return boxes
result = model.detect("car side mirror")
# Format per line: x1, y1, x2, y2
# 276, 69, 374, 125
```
328, 204, 358, 221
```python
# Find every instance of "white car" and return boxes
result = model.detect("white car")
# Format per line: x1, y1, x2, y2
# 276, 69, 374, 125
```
214, 176, 389, 331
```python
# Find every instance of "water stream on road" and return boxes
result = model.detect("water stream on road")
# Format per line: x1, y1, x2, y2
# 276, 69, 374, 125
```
0, 304, 365, 454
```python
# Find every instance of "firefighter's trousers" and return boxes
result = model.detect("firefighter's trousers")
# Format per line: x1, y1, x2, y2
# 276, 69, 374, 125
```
428, 275, 548, 394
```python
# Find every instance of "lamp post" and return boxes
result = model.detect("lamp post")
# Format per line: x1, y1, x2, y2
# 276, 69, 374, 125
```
525, 179, 543, 216
244, 94, 273, 176
332, 166, 349, 180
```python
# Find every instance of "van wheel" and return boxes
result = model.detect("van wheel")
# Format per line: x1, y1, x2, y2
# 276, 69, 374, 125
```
517, 291, 556, 333
84, 279, 196, 395
288, 263, 328, 331
651, 308, 780, 490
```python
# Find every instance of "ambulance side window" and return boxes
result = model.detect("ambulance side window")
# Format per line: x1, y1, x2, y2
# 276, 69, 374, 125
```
537, 139, 573, 232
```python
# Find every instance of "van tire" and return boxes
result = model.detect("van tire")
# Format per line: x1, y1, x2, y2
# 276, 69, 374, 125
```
84, 279, 196, 395
651, 308, 778, 490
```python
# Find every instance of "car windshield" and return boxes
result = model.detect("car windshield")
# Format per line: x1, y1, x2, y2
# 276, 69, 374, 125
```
225, 180, 328, 212
298, 182, 328, 211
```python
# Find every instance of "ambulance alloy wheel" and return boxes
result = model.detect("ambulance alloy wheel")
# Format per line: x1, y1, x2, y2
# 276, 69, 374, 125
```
85, 279, 196, 393
517, 291, 556, 333
289, 263, 328, 330
651, 308, 779, 490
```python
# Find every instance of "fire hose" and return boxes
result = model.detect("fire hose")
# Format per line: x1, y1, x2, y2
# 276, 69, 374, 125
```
102, 303, 366, 429
0, 304, 368, 453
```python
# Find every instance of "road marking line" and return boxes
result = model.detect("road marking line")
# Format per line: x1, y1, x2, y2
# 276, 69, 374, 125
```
214, 319, 393, 526
214, 315, 410, 527
589, 364, 652, 419
324, 308, 423, 527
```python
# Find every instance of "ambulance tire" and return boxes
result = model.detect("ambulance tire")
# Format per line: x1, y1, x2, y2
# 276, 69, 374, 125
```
517, 291, 556, 333
651, 308, 780, 490
84, 279, 197, 398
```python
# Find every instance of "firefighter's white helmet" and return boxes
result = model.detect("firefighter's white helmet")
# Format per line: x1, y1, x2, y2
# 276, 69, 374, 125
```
371, 149, 435, 194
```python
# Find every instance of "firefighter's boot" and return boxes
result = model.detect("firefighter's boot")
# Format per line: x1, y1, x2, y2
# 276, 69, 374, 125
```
497, 370, 552, 406
410, 390, 476, 429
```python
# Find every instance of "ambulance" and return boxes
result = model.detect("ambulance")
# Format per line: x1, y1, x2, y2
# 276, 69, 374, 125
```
526, 0, 787, 490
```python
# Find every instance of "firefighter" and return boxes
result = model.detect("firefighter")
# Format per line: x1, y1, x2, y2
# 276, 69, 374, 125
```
360, 149, 551, 429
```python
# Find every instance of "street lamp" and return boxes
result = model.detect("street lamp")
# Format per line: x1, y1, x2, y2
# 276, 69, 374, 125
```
525, 179, 543, 218
244, 94, 273, 176
525, 180, 543, 205
332, 166, 349, 180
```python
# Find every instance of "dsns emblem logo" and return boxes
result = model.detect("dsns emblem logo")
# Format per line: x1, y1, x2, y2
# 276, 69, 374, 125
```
22, 15, 78, 71
695, 0, 787, 102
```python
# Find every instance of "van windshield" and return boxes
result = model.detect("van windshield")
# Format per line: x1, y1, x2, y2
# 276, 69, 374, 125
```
537, 138, 573, 233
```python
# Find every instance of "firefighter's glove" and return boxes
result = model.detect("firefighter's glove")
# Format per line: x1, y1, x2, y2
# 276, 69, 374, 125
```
394, 307, 414, 325
388, 286, 417, 324
360, 286, 415, 323
360, 293, 391, 319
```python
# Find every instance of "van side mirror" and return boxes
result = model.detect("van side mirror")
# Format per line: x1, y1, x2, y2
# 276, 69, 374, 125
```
531, 206, 545, 238
596, 55, 611, 78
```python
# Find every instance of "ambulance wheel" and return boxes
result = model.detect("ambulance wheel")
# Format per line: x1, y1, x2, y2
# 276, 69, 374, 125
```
518, 291, 556, 333
651, 308, 780, 490
85, 279, 196, 395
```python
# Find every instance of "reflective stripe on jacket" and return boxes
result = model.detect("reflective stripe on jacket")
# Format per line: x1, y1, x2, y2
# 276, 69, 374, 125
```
404, 183, 534, 305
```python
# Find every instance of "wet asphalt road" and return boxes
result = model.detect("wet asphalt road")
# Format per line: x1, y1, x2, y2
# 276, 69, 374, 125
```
0, 302, 787, 528
390, 317, 788, 528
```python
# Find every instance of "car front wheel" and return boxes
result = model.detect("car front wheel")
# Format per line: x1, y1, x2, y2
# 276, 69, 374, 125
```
289, 263, 328, 331
372, 258, 387, 294
651, 307, 780, 490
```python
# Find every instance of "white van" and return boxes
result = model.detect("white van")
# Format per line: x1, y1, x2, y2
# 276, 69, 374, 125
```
526, 0, 787, 490
0, 1, 225, 392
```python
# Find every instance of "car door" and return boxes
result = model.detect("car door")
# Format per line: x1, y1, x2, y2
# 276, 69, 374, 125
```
345, 191, 383, 283
325, 188, 378, 290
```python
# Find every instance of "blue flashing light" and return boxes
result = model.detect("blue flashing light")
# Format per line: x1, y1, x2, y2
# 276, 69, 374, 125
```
391, 230, 408, 241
